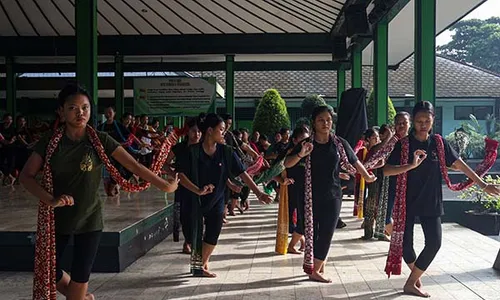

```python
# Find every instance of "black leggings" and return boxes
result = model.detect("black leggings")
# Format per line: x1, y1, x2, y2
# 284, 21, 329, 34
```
313, 197, 341, 261
288, 184, 304, 235
0, 147, 15, 176
180, 197, 192, 242
203, 210, 224, 246
403, 216, 442, 271
56, 231, 102, 283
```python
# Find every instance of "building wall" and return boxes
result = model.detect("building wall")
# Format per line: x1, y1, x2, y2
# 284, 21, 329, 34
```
392, 98, 497, 136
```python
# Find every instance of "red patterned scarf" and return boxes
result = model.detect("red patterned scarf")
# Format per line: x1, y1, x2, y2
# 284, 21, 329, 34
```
384, 135, 498, 277
33, 125, 184, 300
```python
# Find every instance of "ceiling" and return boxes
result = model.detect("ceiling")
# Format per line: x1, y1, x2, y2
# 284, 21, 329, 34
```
0, 0, 488, 67
362, 0, 486, 66
0, 0, 343, 36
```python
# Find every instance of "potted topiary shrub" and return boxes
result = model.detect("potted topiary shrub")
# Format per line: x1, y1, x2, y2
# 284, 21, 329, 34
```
458, 175, 500, 236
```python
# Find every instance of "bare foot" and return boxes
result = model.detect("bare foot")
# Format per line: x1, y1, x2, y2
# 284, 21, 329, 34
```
385, 223, 393, 235
182, 242, 191, 254
202, 268, 217, 278
85, 293, 95, 300
403, 283, 430, 298
308, 271, 331, 283
287, 247, 301, 254
416, 278, 422, 288
319, 264, 325, 274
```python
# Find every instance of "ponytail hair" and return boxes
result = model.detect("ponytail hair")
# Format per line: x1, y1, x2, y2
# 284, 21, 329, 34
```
196, 113, 224, 134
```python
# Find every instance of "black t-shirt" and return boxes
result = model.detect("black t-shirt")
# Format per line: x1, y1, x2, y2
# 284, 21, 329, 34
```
387, 134, 459, 217
99, 121, 130, 143
179, 144, 245, 214
274, 142, 289, 156
287, 147, 306, 200
172, 141, 191, 201
0, 123, 16, 142
294, 136, 358, 204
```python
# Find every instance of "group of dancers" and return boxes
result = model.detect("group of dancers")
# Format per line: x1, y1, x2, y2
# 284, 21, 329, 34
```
18, 83, 500, 299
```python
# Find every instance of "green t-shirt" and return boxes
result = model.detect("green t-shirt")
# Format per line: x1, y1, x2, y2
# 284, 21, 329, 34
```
34, 130, 120, 235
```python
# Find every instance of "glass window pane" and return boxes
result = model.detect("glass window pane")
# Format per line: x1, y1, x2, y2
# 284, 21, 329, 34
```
455, 106, 472, 120
473, 106, 493, 120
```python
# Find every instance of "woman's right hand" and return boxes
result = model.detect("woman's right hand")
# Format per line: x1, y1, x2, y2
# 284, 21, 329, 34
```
299, 141, 314, 158
197, 184, 215, 196
411, 150, 427, 168
51, 195, 74, 207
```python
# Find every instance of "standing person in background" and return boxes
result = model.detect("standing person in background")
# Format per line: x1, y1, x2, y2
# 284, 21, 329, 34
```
99, 106, 133, 196
385, 112, 411, 236
284, 126, 310, 254
0, 113, 17, 186
166, 117, 202, 254
14, 115, 34, 179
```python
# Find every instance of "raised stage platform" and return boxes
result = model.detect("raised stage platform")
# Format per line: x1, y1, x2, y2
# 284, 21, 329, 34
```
0, 185, 174, 272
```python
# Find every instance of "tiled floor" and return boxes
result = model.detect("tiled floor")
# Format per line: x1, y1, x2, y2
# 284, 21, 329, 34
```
0, 187, 499, 299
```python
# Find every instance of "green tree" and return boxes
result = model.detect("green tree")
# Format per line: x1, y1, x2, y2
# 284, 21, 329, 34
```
437, 17, 500, 73
366, 89, 396, 126
252, 89, 290, 138
301, 94, 327, 118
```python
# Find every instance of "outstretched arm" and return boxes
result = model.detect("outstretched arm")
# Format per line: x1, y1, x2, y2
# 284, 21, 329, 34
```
451, 158, 500, 195
239, 172, 273, 203
353, 160, 377, 183
111, 146, 178, 193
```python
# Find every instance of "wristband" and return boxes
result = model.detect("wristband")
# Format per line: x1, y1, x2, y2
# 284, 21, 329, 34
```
297, 154, 303, 159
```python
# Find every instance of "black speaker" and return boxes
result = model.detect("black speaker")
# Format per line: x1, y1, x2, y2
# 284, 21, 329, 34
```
332, 36, 348, 61
345, 4, 370, 36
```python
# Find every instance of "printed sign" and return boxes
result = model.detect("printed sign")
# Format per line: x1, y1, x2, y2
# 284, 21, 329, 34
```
134, 77, 216, 116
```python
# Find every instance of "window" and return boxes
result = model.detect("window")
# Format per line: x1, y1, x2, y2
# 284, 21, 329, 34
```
454, 106, 493, 120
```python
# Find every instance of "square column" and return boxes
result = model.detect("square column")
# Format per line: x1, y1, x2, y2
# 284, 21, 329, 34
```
374, 21, 388, 125
114, 54, 124, 120
351, 45, 362, 88
225, 55, 235, 118
337, 65, 346, 106
76, 0, 98, 125
6, 56, 16, 116
415, 0, 436, 105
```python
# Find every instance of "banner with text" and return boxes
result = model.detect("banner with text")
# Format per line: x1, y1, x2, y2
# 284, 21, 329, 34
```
134, 77, 216, 116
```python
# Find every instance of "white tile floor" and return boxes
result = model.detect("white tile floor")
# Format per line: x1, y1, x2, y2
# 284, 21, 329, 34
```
0, 189, 499, 299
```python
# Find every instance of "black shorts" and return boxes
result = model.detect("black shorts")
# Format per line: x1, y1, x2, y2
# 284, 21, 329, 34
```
55, 231, 102, 283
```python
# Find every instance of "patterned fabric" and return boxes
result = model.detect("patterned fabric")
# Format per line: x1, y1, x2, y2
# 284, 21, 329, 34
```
363, 172, 381, 237
253, 159, 286, 185
363, 134, 401, 170
246, 155, 264, 176
384, 135, 497, 277
384, 136, 410, 277
436, 136, 498, 191
275, 183, 289, 255
303, 133, 355, 274
303, 136, 315, 274
33, 125, 184, 299
374, 176, 390, 239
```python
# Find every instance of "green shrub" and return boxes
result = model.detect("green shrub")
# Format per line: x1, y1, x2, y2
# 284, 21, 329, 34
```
459, 175, 500, 213
252, 89, 290, 138
301, 94, 327, 118
366, 89, 396, 126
